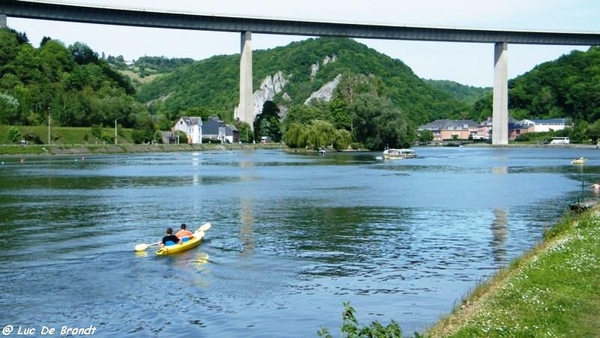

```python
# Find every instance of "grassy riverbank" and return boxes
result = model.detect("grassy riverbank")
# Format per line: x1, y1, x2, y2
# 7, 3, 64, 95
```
0, 125, 286, 156
0, 142, 285, 157
424, 207, 600, 338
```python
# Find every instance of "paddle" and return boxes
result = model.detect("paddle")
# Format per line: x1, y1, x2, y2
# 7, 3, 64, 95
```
185, 222, 211, 241
133, 222, 211, 252
134, 242, 160, 252
197, 222, 211, 233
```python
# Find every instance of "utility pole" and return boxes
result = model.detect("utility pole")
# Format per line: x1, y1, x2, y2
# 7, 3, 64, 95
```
114, 117, 123, 145
47, 106, 51, 144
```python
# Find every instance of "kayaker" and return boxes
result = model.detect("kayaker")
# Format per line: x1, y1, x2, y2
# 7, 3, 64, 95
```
160, 227, 180, 247
176, 223, 194, 240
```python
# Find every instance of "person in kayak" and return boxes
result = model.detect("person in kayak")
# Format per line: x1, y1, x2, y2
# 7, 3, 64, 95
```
176, 223, 194, 241
160, 227, 180, 247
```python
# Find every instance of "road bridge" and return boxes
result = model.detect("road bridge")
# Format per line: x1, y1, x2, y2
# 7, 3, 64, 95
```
2, 0, 600, 143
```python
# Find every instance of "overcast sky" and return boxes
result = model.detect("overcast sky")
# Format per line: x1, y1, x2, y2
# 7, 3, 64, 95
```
6, 0, 600, 87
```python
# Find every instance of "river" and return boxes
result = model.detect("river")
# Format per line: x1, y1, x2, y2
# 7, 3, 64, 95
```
1, 146, 598, 337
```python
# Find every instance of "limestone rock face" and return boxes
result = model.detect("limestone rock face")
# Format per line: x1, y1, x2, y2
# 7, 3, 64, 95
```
304, 74, 342, 105
253, 71, 289, 117
310, 55, 337, 81
249, 55, 340, 119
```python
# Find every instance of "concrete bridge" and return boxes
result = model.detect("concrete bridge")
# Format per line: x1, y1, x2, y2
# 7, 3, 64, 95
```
2, 0, 600, 144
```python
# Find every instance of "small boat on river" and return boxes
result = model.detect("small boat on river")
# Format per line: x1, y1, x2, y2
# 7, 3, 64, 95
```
382, 148, 417, 160
156, 231, 205, 256
155, 223, 211, 256
571, 157, 586, 165
134, 223, 211, 256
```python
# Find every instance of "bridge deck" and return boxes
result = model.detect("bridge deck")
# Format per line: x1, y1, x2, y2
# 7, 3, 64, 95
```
1, 0, 599, 45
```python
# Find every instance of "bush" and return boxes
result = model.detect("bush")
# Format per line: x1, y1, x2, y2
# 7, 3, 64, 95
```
317, 302, 417, 338
23, 132, 43, 144
7, 126, 21, 144
349, 143, 361, 150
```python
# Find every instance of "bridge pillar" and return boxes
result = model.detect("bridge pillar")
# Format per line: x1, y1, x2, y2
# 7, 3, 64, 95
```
236, 31, 254, 130
492, 42, 509, 145
0, 14, 6, 27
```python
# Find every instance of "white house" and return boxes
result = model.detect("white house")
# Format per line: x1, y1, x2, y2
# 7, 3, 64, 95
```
202, 117, 240, 143
172, 117, 203, 144
520, 119, 570, 132
418, 119, 481, 141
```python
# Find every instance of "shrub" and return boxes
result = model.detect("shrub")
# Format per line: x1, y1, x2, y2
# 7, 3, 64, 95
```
7, 126, 21, 144
317, 302, 415, 338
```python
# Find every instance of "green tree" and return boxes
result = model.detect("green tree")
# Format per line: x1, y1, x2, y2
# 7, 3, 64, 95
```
569, 120, 588, 143
38, 39, 73, 82
7, 126, 21, 143
333, 128, 352, 150
585, 120, 600, 144
69, 42, 98, 65
0, 28, 21, 72
378, 106, 414, 149
283, 122, 305, 148
13, 44, 43, 85
254, 101, 282, 142
0, 93, 20, 125
472, 94, 492, 122
284, 105, 326, 127
233, 120, 253, 143
350, 93, 414, 150
418, 129, 434, 143
306, 119, 336, 149
181, 106, 213, 122
90, 124, 103, 141
131, 113, 156, 144
330, 95, 351, 130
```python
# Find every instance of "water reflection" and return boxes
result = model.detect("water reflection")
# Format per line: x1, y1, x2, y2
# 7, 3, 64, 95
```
490, 209, 508, 264
192, 153, 202, 186
190, 252, 210, 265
240, 198, 255, 257
492, 166, 508, 174
239, 156, 257, 258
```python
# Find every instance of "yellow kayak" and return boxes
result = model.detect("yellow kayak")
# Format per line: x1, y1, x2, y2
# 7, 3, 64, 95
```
155, 223, 210, 256
156, 233, 203, 256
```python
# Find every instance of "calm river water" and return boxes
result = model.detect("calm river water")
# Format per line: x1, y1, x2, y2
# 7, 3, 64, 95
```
1, 146, 599, 337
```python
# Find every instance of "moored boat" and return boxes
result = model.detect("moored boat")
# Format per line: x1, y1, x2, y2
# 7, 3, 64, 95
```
382, 148, 417, 160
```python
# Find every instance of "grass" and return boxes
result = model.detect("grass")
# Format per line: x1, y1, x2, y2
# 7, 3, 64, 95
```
119, 69, 164, 85
0, 125, 132, 145
425, 210, 600, 338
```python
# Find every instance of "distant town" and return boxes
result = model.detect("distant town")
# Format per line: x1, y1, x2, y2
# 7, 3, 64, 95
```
418, 117, 570, 143
170, 116, 571, 145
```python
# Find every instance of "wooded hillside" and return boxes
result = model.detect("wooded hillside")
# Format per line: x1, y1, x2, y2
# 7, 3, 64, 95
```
2, 25, 599, 147
0, 27, 143, 129
137, 37, 471, 127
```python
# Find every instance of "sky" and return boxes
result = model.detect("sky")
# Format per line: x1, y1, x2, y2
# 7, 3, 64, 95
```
5, 0, 600, 87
